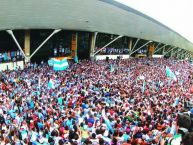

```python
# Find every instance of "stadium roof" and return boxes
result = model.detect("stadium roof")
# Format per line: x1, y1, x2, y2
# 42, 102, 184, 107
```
0, 0, 193, 53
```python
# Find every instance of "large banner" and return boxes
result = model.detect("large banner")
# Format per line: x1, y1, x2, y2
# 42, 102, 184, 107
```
48, 58, 69, 71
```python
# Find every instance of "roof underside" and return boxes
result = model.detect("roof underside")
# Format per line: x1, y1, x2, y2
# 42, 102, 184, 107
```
0, 0, 193, 52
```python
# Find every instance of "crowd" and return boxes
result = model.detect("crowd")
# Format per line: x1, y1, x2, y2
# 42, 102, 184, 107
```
0, 51, 23, 63
53, 47, 71, 57
0, 58, 193, 145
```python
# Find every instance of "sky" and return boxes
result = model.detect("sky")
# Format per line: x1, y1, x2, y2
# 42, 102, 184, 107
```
115, 0, 193, 43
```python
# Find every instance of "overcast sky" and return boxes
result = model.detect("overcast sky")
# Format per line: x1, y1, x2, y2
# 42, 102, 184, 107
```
115, 0, 193, 43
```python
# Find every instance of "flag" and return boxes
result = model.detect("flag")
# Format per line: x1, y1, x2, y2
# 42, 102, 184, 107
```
48, 79, 55, 89
48, 59, 54, 66
101, 109, 114, 133
127, 68, 130, 77
139, 75, 145, 80
166, 66, 177, 81
172, 97, 179, 107
170, 134, 182, 145
3, 53, 9, 61
53, 58, 69, 71
38, 76, 41, 89
141, 80, 146, 93
74, 56, 79, 63
110, 64, 114, 72
170, 122, 177, 136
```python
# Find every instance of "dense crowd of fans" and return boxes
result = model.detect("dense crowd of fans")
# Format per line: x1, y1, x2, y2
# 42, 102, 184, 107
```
0, 58, 193, 145
53, 47, 71, 57
0, 51, 23, 63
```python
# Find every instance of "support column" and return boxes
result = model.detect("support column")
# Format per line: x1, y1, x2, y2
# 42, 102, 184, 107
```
128, 38, 132, 54
90, 32, 97, 60
71, 32, 78, 58
162, 46, 165, 55
148, 43, 155, 57
24, 30, 30, 62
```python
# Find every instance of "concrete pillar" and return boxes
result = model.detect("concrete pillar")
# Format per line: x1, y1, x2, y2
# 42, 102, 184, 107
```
71, 33, 78, 58
148, 43, 155, 57
128, 38, 132, 53
162, 46, 165, 55
24, 30, 30, 62
90, 32, 97, 60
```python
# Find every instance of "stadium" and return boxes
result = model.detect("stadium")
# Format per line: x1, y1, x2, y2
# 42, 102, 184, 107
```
0, 0, 193, 144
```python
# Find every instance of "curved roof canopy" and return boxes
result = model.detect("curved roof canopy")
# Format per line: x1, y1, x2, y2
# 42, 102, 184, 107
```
0, 0, 193, 52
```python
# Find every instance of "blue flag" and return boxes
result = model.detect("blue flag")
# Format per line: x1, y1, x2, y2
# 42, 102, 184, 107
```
166, 66, 177, 81
53, 58, 69, 71
3, 53, 9, 61
48, 58, 69, 71
48, 79, 55, 89
141, 80, 146, 93
74, 56, 79, 63
48, 59, 54, 66
110, 64, 114, 72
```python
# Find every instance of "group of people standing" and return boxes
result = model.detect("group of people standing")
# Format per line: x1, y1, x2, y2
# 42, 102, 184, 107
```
0, 58, 192, 145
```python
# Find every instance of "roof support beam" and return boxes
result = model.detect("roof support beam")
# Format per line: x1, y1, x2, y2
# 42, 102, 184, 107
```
130, 40, 152, 55
29, 29, 61, 59
164, 46, 174, 54
131, 38, 140, 53
7, 30, 27, 59
177, 50, 185, 59
164, 47, 176, 56
173, 48, 180, 55
90, 32, 98, 58
94, 35, 122, 55
154, 44, 167, 54
178, 49, 185, 56
184, 52, 189, 59
154, 43, 161, 52
163, 46, 173, 55
172, 48, 181, 57
185, 52, 191, 59
182, 51, 188, 59
176, 49, 183, 59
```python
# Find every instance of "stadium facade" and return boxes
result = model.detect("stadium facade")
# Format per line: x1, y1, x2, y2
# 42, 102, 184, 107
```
0, 0, 193, 65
